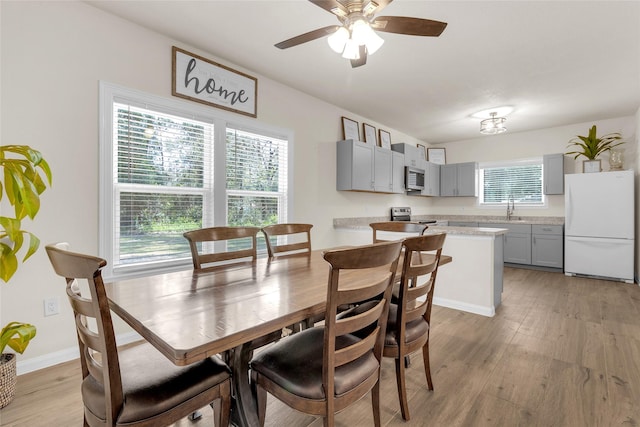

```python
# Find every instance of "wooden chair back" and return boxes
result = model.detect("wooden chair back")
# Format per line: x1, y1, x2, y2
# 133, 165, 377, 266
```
45, 243, 124, 425
397, 233, 447, 331
261, 223, 313, 258
183, 226, 260, 269
320, 241, 402, 419
370, 221, 429, 243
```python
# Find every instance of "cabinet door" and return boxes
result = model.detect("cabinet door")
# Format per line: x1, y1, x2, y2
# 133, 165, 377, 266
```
336, 139, 374, 191
392, 151, 405, 193
532, 234, 563, 268
352, 141, 374, 190
456, 162, 478, 197
423, 161, 440, 196
504, 232, 532, 264
373, 147, 393, 192
439, 164, 457, 196
543, 153, 564, 195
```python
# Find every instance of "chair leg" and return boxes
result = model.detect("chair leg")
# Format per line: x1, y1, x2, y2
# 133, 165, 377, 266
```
323, 412, 335, 427
422, 341, 434, 391
394, 356, 410, 421
213, 379, 231, 427
254, 377, 267, 427
371, 379, 382, 427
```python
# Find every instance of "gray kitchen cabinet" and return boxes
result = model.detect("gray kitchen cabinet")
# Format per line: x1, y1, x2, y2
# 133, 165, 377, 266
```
337, 139, 402, 193
532, 225, 564, 268
440, 162, 478, 197
391, 143, 423, 168
493, 223, 532, 265
392, 150, 405, 193
337, 139, 374, 191
422, 161, 440, 196
373, 146, 393, 192
543, 153, 564, 195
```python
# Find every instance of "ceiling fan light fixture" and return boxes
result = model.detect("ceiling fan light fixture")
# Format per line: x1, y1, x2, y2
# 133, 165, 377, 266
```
350, 19, 384, 55
328, 26, 349, 53
480, 112, 507, 135
342, 38, 360, 60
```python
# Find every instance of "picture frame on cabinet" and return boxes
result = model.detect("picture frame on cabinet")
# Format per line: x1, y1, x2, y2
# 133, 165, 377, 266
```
427, 147, 446, 165
342, 117, 360, 141
582, 159, 601, 173
379, 129, 391, 149
416, 144, 427, 160
363, 123, 377, 145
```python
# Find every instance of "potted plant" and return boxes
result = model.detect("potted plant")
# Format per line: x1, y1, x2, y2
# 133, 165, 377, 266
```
0, 145, 51, 407
566, 125, 624, 173
0, 322, 36, 408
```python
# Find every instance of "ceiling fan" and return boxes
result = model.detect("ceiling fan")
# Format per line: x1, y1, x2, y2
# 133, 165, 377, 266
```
274, 0, 447, 68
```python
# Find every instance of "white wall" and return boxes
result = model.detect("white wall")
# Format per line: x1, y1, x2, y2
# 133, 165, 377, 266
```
1, 1, 638, 373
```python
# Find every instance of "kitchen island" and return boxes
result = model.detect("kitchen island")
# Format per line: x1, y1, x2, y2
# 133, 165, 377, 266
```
332, 220, 508, 317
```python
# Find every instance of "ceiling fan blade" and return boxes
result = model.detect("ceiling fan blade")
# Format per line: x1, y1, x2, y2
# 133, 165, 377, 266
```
371, 16, 447, 37
351, 45, 367, 68
308, 0, 348, 17
275, 25, 340, 49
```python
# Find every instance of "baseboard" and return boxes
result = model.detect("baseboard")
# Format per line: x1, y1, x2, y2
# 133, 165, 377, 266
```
16, 331, 142, 375
433, 296, 495, 317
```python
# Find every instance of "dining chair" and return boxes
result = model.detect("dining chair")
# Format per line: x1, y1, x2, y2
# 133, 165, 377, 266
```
250, 240, 403, 427
183, 226, 261, 269
370, 221, 429, 243
261, 223, 313, 258
384, 233, 447, 421
261, 223, 317, 332
45, 243, 232, 427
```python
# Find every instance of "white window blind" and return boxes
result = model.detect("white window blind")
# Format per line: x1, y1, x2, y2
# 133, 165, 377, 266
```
225, 127, 288, 252
479, 159, 544, 206
114, 103, 214, 267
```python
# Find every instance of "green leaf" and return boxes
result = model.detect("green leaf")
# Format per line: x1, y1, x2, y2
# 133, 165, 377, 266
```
0, 322, 37, 354
0, 243, 18, 282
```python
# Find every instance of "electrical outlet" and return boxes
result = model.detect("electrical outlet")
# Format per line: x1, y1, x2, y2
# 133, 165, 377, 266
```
44, 297, 60, 317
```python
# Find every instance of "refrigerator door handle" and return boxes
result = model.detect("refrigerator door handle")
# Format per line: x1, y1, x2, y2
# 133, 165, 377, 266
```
565, 185, 572, 231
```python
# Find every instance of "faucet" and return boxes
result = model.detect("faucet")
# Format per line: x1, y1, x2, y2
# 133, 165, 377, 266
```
506, 195, 515, 220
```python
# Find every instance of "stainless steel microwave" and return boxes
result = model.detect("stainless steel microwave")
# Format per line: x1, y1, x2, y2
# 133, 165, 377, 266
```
405, 166, 425, 191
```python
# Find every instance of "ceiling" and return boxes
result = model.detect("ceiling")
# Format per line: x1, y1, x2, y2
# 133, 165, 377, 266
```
86, 0, 640, 144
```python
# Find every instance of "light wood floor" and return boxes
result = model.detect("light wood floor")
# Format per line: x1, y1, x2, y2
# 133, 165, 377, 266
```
2, 267, 640, 426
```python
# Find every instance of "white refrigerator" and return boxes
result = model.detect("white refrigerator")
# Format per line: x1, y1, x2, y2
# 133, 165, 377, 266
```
564, 170, 635, 283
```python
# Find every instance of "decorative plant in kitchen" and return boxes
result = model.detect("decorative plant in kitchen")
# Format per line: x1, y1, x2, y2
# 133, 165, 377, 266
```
566, 125, 624, 160
0, 145, 51, 408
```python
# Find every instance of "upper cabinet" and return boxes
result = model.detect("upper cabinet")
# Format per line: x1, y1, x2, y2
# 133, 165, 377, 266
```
440, 162, 478, 197
336, 139, 403, 194
543, 153, 564, 195
391, 143, 423, 168
422, 161, 440, 196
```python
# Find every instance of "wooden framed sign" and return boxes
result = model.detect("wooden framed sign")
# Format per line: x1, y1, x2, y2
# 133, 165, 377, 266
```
172, 46, 257, 117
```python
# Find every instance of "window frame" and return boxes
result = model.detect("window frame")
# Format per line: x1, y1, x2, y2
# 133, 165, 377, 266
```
477, 157, 547, 208
99, 81, 293, 280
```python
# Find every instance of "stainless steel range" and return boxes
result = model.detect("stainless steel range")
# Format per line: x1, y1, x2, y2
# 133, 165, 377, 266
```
390, 207, 412, 221
390, 207, 438, 224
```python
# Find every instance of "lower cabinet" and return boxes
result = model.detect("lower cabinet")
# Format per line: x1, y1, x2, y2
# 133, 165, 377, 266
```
531, 225, 564, 268
493, 223, 532, 265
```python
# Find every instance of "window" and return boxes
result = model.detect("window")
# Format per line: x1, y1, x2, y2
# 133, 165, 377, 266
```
100, 82, 291, 279
479, 158, 544, 207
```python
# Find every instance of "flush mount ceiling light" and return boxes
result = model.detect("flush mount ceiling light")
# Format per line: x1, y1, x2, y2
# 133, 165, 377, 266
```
480, 112, 507, 135
274, 0, 447, 68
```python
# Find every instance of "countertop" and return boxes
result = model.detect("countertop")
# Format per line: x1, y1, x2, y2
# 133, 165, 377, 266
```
333, 214, 563, 237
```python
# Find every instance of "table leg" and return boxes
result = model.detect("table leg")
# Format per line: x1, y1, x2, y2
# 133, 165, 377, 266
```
229, 330, 283, 427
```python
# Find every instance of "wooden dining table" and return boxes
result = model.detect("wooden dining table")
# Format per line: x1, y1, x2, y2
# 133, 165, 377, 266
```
105, 247, 451, 427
